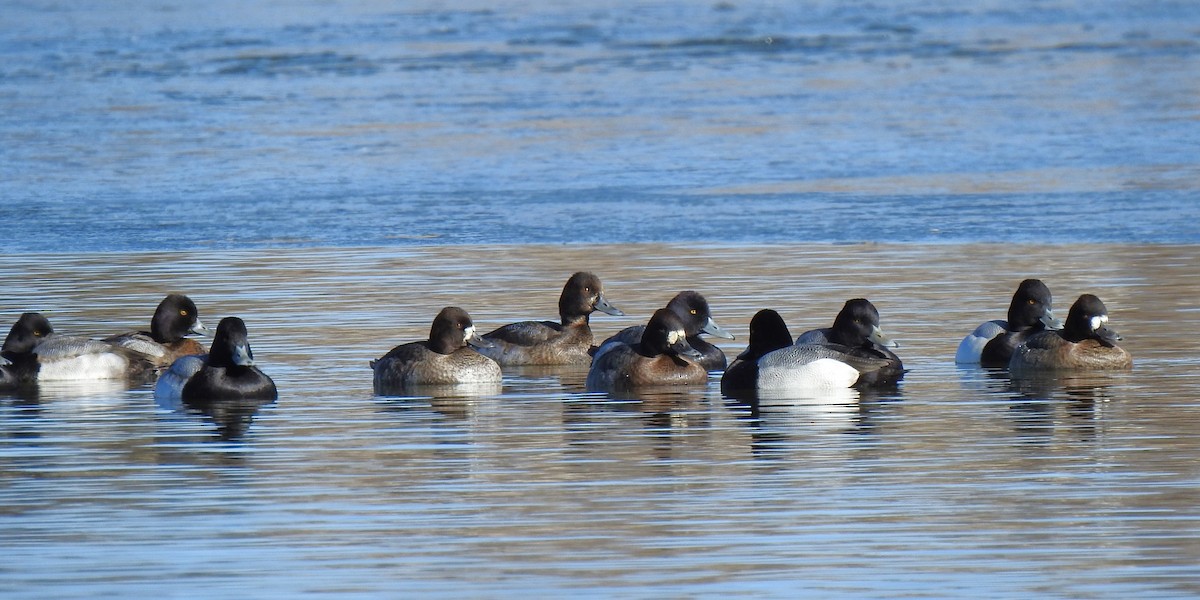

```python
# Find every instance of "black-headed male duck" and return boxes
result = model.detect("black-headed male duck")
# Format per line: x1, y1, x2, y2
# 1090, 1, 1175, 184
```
955, 279, 1060, 367
105, 293, 208, 369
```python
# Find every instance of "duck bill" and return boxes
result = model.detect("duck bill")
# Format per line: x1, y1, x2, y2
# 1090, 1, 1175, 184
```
594, 293, 624, 316
466, 335, 495, 350
1096, 325, 1123, 347
666, 331, 701, 359
1040, 309, 1063, 330
190, 318, 210, 336
465, 327, 495, 349
232, 343, 255, 367
869, 325, 899, 348
701, 317, 735, 340
675, 342, 703, 360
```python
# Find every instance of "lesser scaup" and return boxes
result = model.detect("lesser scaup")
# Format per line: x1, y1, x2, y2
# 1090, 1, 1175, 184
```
1009, 294, 1132, 371
1, 312, 155, 385
955, 279, 1060, 367
105, 294, 209, 369
722, 309, 891, 394
595, 290, 734, 371
371, 306, 502, 391
793, 298, 904, 386
585, 308, 707, 391
0, 342, 27, 392
720, 309, 794, 394
477, 271, 624, 366
154, 316, 277, 402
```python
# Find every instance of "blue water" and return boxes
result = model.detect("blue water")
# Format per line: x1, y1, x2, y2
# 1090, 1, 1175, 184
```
5, 4, 1200, 596
3, 1, 1199, 250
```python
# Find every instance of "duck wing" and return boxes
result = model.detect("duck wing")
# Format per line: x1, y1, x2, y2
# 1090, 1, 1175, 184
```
482, 320, 562, 346
104, 331, 168, 361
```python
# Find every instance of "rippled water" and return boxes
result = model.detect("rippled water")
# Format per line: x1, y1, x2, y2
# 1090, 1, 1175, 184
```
3, 1, 1199, 249
4, 0, 1200, 596
2, 244, 1199, 598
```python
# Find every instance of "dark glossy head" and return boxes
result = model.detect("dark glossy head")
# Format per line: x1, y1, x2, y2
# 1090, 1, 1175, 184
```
641, 308, 702, 359
429, 306, 493, 355
829, 299, 896, 348
1062, 294, 1122, 347
2, 312, 54, 356
738, 309, 793, 361
1007, 279, 1059, 331
151, 294, 208, 342
666, 291, 734, 340
209, 317, 256, 368
559, 272, 624, 323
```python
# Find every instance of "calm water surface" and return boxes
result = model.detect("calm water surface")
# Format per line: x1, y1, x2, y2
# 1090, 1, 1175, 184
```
4, 0, 1200, 596
2, 244, 1199, 598
2, 0, 1199, 249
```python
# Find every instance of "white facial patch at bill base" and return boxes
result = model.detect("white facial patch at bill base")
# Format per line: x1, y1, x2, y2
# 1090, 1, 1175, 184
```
667, 330, 683, 345
465, 325, 476, 340
1089, 315, 1109, 331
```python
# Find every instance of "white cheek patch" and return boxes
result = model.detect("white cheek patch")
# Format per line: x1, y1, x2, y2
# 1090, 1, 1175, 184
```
465, 325, 477, 339
1089, 315, 1108, 331
667, 330, 683, 345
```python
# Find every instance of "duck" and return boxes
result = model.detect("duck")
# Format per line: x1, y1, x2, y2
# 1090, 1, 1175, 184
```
371, 306, 502, 391
104, 293, 209, 369
154, 316, 277, 402
585, 308, 707, 391
1, 312, 155, 386
594, 290, 734, 371
955, 279, 1060, 367
793, 298, 904, 386
0, 346, 29, 392
720, 309, 795, 394
1009, 294, 1132, 371
722, 309, 891, 394
477, 271, 624, 366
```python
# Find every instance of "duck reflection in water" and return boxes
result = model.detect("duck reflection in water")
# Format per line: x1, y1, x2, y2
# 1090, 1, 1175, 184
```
154, 316, 278, 441
564, 386, 712, 462
1004, 370, 1126, 443
375, 381, 504, 424
723, 388, 904, 464
185, 397, 274, 441
155, 378, 275, 442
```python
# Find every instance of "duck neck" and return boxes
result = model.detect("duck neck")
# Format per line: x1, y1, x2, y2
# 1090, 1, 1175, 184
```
561, 312, 590, 328
427, 337, 458, 355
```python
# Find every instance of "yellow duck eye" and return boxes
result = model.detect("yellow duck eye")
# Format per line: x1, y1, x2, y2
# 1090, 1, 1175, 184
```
180, 309, 189, 316
689, 309, 698, 315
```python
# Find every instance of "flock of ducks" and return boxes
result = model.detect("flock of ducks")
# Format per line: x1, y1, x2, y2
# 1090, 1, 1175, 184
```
0, 296, 276, 403
0, 273, 1132, 404
371, 272, 1131, 397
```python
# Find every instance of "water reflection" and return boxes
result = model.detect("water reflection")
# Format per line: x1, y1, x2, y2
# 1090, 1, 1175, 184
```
374, 381, 504, 402
1004, 370, 1128, 443
1008, 370, 1126, 404
3, 243, 1200, 598
723, 386, 906, 463
156, 392, 275, 441
4, 379, 135, 403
